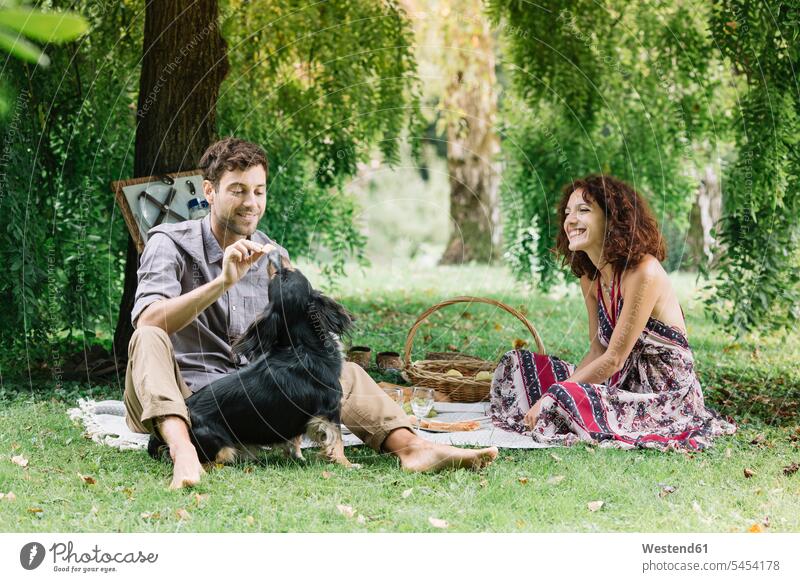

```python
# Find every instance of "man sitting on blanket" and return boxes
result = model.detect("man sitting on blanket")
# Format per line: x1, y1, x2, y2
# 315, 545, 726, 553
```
124, 137, 498, 489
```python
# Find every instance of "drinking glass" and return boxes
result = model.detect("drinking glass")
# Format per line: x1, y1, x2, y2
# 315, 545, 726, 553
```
411, 387, 435, 426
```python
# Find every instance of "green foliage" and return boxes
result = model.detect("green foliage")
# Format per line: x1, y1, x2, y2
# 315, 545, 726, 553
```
0, 3, 87, 65
488, 0, 729, 286
218, 0, 422, 279
705, 0, 800, 333
0, 0, 142, 368
0, 0, 422, 371
0, 1, 88, 112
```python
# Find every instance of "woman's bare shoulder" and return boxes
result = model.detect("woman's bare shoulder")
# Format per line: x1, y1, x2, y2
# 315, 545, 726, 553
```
619, 255, 670, 304
625, 255, 666, 282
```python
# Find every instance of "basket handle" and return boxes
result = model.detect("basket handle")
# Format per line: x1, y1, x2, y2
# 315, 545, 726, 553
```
403, 296, 547, 368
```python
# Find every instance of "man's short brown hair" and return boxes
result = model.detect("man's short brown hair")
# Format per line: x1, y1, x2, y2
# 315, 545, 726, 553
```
199, 137, 268, 187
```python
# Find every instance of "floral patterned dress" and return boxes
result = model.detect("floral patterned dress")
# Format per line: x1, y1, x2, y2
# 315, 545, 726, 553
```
490, 273, 736, 451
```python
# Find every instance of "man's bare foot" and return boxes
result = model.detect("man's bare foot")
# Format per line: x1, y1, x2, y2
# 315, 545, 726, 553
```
168, 444, 205, 489
383, 429, 497, 472
156, 415, 205, 489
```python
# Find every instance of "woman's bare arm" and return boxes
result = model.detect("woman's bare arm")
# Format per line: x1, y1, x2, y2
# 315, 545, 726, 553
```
566, 259, 663, 384
572, 275, 605, 372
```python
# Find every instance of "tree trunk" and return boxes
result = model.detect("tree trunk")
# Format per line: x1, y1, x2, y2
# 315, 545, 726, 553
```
112, 0, 229, 368
438, 2, 500, 265
686, 164, 722, 270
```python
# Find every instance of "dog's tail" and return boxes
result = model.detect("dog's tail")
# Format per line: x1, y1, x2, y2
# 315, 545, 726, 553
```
147, 432, 169, 461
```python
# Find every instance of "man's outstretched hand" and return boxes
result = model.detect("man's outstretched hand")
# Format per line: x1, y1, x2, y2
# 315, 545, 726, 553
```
221, 240, 276, 290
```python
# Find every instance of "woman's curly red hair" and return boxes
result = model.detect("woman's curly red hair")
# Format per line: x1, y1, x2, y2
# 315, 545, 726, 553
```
554, 175, 666, 280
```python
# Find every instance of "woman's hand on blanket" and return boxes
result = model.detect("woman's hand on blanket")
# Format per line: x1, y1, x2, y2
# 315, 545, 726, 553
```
523, 398, 545, 429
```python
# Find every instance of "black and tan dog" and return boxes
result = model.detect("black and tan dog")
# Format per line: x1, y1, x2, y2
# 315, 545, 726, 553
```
148, 251, 357, 468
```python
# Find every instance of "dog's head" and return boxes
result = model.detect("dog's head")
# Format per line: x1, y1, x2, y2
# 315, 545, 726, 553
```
232, 250, 354, 360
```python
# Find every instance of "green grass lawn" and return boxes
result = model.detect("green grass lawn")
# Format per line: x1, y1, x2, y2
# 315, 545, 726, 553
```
1, 263, 799, 532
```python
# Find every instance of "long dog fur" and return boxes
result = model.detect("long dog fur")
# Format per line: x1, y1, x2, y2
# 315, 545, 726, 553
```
147, 253, 355, 467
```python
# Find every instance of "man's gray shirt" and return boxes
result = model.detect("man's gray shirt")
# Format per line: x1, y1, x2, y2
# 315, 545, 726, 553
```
131, 214, 289, 392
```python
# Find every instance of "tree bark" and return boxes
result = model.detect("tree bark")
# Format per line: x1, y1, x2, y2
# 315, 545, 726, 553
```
439, 2, 500, 265
112, 0, 229, 367
686, 164, 722, 270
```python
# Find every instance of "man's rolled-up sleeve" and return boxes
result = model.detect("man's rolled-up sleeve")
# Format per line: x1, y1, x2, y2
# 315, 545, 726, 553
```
131, 233, 185, 328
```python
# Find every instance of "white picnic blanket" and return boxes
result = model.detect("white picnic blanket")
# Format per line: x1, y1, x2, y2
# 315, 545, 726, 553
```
67, 399, 551, 450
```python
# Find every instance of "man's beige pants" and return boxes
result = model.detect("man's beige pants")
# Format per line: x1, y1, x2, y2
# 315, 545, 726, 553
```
123, 326, 415, 452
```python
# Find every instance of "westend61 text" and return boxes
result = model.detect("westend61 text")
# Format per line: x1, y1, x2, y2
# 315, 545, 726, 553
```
642, 543, 708, 554
49, 542, 159, 564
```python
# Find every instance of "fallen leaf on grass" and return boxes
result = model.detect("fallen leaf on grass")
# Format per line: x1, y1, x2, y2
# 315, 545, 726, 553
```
27, 507, 43, 514
175, 508, 191, 521
549, 453, 563, 462
743, 468, 756, 478
762, 516, 771, 528
547, 475, 565, 485
493, 323, 503, 331
479, 479, 488, 488
750, 433, 766, 446
116, 486, 135, 500
10, 442, 20, 451
518, 477, 529, 485
193, 493, 208, 505
78, 473, 96, 485
401, 488, 413, 499
782, 462, 799, 476
747, 523, 763, 533
0, 492, 16, 501
322, 471, 333, 479
512, 338, 528, 350
11, 455, 28, 468
140, 512, 161, 521
428, 517, 449, 529
587, 501, 604, 512
356, 515, 367, 525
659, 485, 677, 498
336, 504, 356, 518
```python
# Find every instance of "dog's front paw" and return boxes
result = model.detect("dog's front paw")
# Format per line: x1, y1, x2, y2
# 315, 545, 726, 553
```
332, 457, 360, 469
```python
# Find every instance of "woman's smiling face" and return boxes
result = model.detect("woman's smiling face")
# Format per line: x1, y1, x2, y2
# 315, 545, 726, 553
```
563, 188, 606, 254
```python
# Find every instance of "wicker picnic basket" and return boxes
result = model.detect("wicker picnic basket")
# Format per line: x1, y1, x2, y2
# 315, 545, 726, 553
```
402, 296, 546, 403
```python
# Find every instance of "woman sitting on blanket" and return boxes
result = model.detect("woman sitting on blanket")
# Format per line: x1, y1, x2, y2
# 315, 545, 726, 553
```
490, 175, 736, 451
